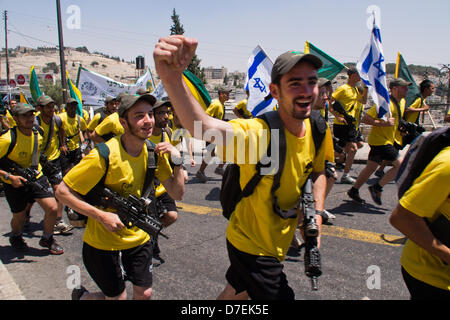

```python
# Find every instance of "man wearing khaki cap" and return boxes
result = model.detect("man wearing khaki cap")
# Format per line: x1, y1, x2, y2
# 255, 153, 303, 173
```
348, 78, 411, 206
195, 85, 232, 182
0, 103, 64, 255
154, 35, 334, 299
36, 95, 73, 234
56, 93, 185, 300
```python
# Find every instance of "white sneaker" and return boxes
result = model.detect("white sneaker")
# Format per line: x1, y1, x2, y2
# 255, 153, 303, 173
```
340, 174, 355, 184
322, 210, 336, 221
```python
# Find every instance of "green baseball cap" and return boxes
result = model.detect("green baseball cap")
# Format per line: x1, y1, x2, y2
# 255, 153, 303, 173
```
271, 51, 323, 83
118, 93, 157, 117
12, 103, 35, 116
389, 78, 412, 89
36, 95, 54, 106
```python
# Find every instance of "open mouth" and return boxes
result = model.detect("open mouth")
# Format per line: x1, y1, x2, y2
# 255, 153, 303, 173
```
295, 100, 311, 109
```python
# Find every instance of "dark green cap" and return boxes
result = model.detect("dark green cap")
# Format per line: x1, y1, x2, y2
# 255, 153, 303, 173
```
271, 51, 322, 83
118, 94, 156, 117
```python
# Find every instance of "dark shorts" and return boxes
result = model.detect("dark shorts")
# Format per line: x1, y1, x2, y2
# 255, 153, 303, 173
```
401, 267, 450, 300
225, 239, 295, 300
82, 241, 153, 298
368, 144, 399, 164
333, 124, 358, 147
41, 157, 63, 186
157, 192, 177, 213
60, 148, 82, 173
3, 175, 54, 213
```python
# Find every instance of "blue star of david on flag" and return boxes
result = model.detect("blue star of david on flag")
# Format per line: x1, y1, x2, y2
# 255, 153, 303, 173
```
253, 78, 267, 94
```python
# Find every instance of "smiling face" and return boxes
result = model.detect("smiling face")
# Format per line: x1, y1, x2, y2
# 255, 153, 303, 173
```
270, 61, 319, 120
120, 100, 154, 141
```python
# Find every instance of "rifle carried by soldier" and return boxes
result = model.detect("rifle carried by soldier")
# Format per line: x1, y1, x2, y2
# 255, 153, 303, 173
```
301, 176, 322, 291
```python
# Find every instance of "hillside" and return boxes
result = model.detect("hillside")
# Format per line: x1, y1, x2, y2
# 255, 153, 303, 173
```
1, 46, 145, 84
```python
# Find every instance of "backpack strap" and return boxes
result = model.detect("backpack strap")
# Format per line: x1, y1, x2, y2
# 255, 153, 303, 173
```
142, 140, 158, 198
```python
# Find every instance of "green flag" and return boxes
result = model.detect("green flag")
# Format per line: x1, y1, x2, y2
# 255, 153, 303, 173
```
182, 70, 211, 110
29, 65, 42, 103
305, 41, 346, 80
395, 52, 421, 108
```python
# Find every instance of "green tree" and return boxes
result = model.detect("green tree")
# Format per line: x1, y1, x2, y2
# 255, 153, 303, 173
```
169, 8, 205, 83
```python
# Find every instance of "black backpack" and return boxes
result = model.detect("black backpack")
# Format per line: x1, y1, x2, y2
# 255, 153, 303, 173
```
396, 126, 450, 199
220, 110, 327, 220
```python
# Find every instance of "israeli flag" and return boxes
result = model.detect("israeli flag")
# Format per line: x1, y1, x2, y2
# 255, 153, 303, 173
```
245, 46, 278, 116
356, 22, 390, 119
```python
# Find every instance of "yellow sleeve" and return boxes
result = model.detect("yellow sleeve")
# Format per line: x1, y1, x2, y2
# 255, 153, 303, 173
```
0, 130, 12, 160
87, 113, 101, 131
155, 152, 172, 183
95, 116, 114, 136
63, 148, 107, 195
399, 148, 450, 219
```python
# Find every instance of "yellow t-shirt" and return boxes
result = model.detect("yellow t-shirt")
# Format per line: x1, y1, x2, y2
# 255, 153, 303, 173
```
217, 117, 334, 260
36, 115, 62, 161
366, 99, 404, 146
332, 84, 363, 125
206, 99, 224, 120
94, 112, 124, 139
234, 98, 253, 119
149, 130, 173, 197
59, 112, 87, 151
0, 128, 43, 183
404, 97, 423, 124
399, 146, 450, 290
63, 135, 172, 251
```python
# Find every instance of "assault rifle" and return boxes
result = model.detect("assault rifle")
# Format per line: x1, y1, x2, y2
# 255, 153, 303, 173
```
2, 159, 47, 191
301, 177, 322, 291
95, 187, 168, 239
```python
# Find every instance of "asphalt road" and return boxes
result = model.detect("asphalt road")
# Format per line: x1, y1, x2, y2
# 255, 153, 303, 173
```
0, 160, 410, 301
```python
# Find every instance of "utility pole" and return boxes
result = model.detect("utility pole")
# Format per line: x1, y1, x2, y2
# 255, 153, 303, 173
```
3, 11, 10, 87
56, 0, 67, 103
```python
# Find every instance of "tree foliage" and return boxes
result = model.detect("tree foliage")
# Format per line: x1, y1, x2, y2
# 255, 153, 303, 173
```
169, 8, 206, 83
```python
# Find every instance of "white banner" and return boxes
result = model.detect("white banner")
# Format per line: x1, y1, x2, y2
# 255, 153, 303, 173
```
77, 67, 153, 106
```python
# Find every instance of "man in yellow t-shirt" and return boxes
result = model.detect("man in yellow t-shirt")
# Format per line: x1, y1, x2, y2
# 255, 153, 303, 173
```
87, 96, 118, 138
330, 67, 368, 184
404, 80, 434, 124
348, 78, 410, 206
195, 86, 231, 182
36, 95, 73, 234
0, 103, 64, 255
233, 90, 252, 119
445, 108, 450, 123
154, 36, 334, 300
148, 99, 179, 266
91, 111, 124, 144
56, 93, 185, 300
390, 145, 450, 299
59, 98, 88, 174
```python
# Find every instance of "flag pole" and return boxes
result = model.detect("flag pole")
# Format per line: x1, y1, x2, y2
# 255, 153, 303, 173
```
56, 0, 68, 104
